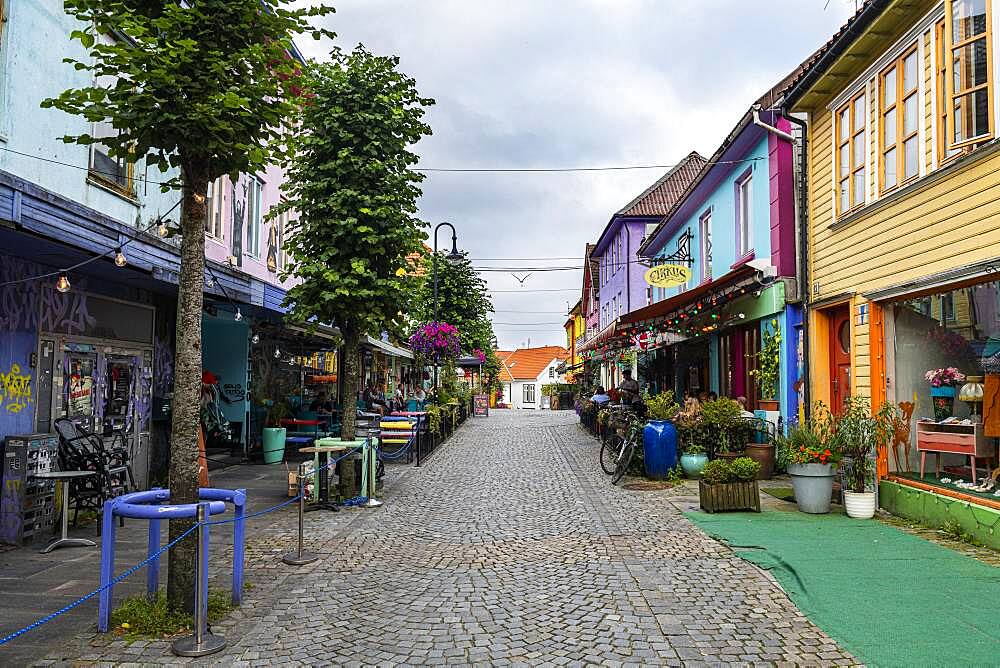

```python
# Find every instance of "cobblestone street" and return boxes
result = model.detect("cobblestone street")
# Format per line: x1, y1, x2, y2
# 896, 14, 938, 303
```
47, 410, 855, 666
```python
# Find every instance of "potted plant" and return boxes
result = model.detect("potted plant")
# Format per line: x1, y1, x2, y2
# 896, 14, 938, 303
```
924, 367, 966, 421
748, 319, 781, 411
261, 399, 291, 465
785, 404, 839, 513
698, 456, 762, 513
642, 391, 680, 480
677, 415, 708, 477
835, 396, 896, 519
701, 397, 743, 459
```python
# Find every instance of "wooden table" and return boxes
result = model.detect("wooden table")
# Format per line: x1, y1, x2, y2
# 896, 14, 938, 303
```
33, 471, 97, 553
916, 420, 996, 483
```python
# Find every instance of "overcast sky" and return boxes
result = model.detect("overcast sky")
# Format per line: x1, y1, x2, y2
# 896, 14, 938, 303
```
297, 0, 858, 349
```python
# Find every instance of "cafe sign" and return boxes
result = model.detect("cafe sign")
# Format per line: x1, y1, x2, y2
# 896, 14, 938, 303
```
644, 264, 691, 288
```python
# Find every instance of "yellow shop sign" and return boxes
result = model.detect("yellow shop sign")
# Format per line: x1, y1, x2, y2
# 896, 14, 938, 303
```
644, 264, 691, 288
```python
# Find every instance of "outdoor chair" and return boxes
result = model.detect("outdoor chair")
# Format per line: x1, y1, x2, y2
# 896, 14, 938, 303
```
54, 418, 131, 526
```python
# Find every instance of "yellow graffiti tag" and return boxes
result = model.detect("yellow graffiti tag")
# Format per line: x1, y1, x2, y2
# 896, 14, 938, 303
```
0, 363, 32, 414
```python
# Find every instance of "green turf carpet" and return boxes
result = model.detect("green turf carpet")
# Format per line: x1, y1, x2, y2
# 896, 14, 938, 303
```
686, 510, 1000, 667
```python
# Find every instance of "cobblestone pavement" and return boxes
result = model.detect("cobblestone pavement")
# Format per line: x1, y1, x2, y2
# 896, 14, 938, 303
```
44, 411, 856, 666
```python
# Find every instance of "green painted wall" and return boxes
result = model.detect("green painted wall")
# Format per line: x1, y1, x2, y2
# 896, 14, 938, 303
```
880, 480, 1000, 551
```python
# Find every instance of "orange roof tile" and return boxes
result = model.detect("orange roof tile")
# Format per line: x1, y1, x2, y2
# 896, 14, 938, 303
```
501, 346, 569, 381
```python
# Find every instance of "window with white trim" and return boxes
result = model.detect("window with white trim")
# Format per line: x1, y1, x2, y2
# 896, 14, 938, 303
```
699, 210, 712, 281
736, 174, 752, 256
523, 383, 536, 404
835, 92, 866, 215
945, 0, 993, 149
89, 35, 134, 195
246, 177, 262, 258
204, 177, 225, 239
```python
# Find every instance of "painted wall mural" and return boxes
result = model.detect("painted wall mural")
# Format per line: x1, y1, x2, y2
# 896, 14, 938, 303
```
0, 363, 32, 414
0, 255, 41, 437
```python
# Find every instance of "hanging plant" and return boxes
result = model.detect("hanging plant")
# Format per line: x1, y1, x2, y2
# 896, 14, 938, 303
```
408, 321, 462, 363
748, 319, 781, 401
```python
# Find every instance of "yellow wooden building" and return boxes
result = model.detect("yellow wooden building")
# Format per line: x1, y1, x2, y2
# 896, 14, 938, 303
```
785, 0, 1000, 493
563, 299, 585, 380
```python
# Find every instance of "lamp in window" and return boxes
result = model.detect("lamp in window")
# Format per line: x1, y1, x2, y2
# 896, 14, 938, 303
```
55, 273, 71, 293
959, 375, 985, 422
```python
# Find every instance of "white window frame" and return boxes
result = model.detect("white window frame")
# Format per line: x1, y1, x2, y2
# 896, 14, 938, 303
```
89, 35, 134, 196
699, 209, 712, 282
246, 177, 263, 258
275, 205, 291, 269
523, 383, 536, 404
204, 177, 225, 240
736, 173, 753, 257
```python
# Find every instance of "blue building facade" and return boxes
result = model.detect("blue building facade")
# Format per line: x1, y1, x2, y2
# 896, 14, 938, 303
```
624, 106, 803, 427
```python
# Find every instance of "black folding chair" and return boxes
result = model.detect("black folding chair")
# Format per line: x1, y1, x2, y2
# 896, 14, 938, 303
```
54, 418, 131, 527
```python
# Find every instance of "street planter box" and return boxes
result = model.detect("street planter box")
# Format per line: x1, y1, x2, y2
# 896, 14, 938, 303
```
699, 480, 761, 513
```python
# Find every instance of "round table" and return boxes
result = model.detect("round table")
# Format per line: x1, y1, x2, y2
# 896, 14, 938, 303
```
33, 471, 97, 554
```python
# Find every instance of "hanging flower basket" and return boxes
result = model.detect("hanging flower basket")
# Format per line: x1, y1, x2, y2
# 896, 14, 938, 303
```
408, 321, 462, 363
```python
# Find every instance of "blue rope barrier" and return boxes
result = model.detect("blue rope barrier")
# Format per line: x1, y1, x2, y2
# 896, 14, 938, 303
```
204, 494, 303, 526
0, 523, 199, 647
378, 438, 414, 460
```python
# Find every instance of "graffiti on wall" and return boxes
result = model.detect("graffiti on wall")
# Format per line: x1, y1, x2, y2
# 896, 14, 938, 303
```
38, 288, 97, 336
266, 224, 278, 273
0, 363, 32, 414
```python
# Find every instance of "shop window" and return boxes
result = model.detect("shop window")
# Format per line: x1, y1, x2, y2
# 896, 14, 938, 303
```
736, 173, 752, 256
942, 292, 956, 321
246, 177, 262, 257
204, 177, 225, 239
699, 210, 712, 281
945, 0, 993, 150
880, 45, 920, 191
523, 383, 535, 404
835, 92, 866, 215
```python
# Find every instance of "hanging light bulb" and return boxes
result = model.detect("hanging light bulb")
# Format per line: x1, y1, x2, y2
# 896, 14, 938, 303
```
274, 347, 281, 359
157, 222, 169, 237
192, 192, 206, 204
738, 312, 746, 319
205, 276, 214, 289
234, 307, 243, 322
114, 247, 127, 267
251, 333, 260, 344
55, 273, 71, 293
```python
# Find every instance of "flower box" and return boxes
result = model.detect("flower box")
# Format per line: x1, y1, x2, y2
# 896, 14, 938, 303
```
698, 479, 761, 513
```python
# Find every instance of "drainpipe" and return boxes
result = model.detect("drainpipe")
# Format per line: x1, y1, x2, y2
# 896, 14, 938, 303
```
781, 106, 810, 420
753, 105, 796, 143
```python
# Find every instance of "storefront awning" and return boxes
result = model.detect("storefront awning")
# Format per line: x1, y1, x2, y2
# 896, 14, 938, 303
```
577, 321, 619, 353
621, 265, 756, 326
363, 335, 413, 359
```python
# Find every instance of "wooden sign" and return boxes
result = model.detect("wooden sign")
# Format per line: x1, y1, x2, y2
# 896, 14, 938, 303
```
473, 394, 489, 417
644, 264, 691, 288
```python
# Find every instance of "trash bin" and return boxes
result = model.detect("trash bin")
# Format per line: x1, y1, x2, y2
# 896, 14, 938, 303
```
642, 420, 678, 480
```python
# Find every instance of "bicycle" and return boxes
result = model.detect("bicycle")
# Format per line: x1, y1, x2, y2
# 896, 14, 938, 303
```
599, 405, 641, 485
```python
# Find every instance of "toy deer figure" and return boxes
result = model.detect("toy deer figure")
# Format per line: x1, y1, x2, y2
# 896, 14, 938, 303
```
891, 401, 915, 473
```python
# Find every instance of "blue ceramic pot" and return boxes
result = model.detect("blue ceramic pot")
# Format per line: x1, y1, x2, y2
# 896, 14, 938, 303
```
643, 420, 678, 480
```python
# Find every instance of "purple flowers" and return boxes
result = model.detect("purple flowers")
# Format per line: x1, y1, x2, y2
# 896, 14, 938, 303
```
409, 321, 462, 362
473, 348, 487, 363
924, 367, 966, 387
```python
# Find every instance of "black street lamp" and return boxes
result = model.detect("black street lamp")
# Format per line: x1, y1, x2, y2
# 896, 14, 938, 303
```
432, 222, 461, 389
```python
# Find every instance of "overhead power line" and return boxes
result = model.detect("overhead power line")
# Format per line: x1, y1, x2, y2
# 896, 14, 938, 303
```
488, 288, 580, 293
416, 157, 763, 173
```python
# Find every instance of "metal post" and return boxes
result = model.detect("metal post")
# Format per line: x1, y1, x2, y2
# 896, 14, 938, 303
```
172, 503, 225, 657
146, 516, 160, 600
232, 489, 246, 605
363, 434, 383, 507
283, 463, 318, 565
97, 500, 117, 633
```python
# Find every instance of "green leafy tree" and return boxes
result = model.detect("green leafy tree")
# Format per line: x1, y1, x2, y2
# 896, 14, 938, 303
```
42, 0, 333, 612
276, 48, 433, 442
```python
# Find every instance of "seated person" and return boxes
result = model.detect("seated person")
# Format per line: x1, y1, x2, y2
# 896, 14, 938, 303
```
617, 369, 640, 404
414, 386, 427, 403
736, 396, 755, 418
309, 391, 333, 413
591, 386, 611, 406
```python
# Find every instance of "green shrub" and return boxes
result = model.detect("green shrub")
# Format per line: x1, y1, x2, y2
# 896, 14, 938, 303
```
700, 459, 735, 485
645, 391, 680, 421
730, 457, 761, 481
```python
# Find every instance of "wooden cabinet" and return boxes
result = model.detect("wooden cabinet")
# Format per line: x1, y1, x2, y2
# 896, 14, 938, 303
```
915, 421, 996, 482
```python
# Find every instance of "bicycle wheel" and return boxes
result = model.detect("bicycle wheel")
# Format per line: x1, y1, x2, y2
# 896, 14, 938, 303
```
611, 438, 635, 485
599, 434, 620, 475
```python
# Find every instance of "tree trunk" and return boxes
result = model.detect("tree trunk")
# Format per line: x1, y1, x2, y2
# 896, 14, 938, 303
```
341, 323, 360, 441
167, 168, 209, 613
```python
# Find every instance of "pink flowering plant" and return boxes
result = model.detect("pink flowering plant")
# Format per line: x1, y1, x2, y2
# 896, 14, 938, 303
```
924, 367, 966, 387
473, 348, 487, 363
409, 321, 462, 363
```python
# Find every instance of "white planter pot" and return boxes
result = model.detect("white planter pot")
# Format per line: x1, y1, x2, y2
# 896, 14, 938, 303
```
843, 491, 876, 519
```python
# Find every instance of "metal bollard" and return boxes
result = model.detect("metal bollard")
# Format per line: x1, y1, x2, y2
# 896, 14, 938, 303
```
282, 463, 318, 566
362, 434, 383, 508
171, 503, 226, 657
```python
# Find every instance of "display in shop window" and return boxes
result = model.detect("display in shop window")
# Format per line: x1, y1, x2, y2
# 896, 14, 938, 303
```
924, 367, 965, 421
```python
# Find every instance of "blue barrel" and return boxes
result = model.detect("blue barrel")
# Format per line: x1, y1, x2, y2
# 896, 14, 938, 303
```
643, 420, 678, 480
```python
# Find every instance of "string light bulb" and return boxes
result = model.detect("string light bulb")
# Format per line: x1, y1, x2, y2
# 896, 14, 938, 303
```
205, 276, 214, 289
193, 192, 206, 204
55, 273, 71, 293
274, 347, 281, 359
114, 247, 127, 267
251, 333, 260, 344
234, 307, 243, 322
157, 222, 169, 237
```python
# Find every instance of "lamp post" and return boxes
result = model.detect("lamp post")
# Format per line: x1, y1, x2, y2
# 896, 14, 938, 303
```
432, 222, 462, 389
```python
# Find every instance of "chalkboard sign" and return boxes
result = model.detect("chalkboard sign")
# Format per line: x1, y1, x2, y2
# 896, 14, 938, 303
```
473, 395, 489, 417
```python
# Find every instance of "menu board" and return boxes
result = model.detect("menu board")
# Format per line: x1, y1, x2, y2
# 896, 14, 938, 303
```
473, 394, 489, 417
